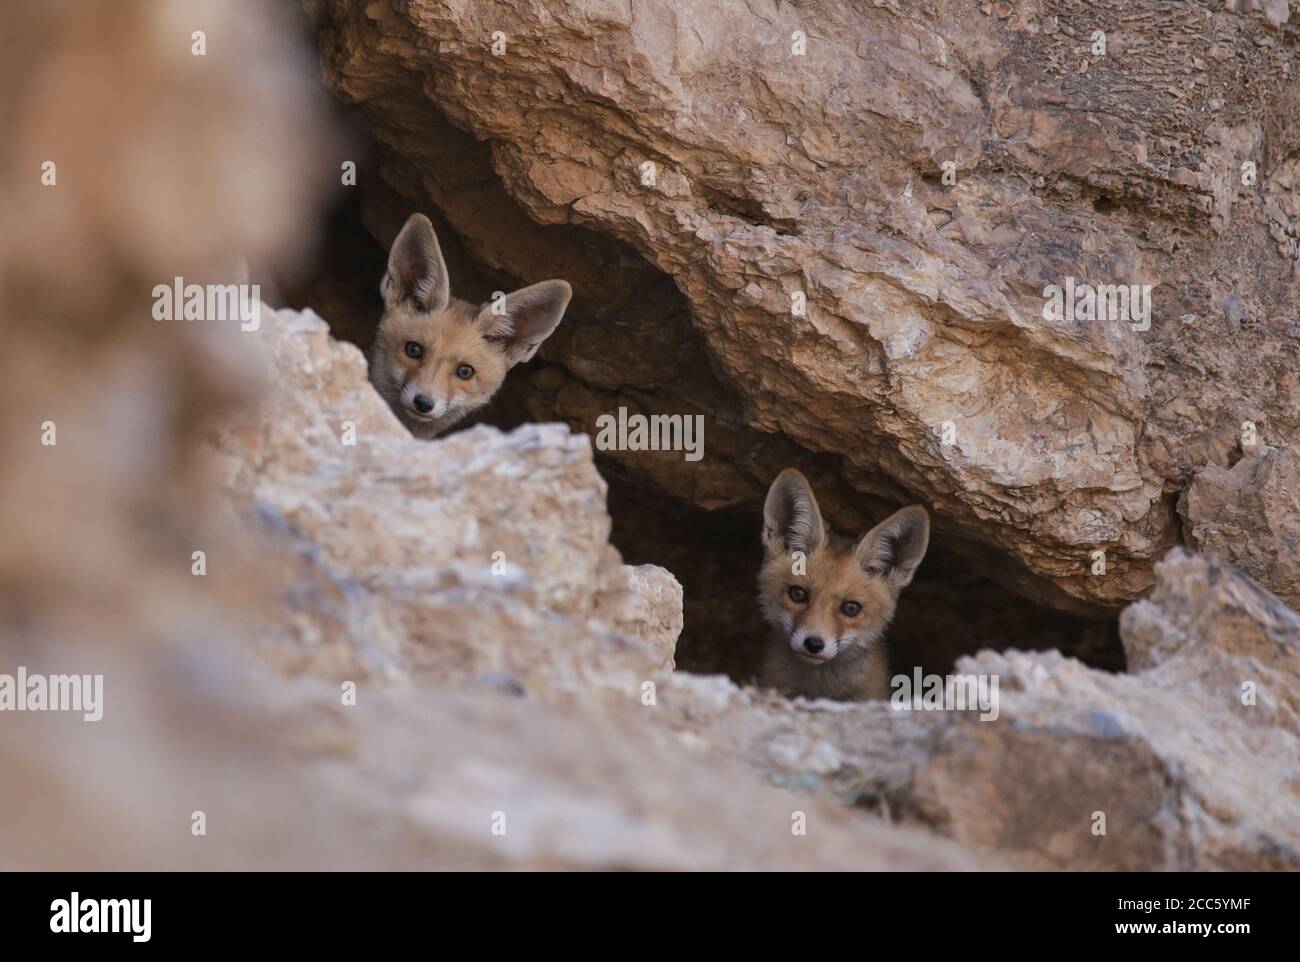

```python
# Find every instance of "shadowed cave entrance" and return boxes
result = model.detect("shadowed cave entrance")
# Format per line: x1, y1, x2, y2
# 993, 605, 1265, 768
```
277, 155, 1125, 684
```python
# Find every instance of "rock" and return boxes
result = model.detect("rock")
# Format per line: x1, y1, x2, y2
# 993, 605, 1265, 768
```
650, 549, 1300, 869
1261, 1, 1292, 29
311, 0, 1300, 615
1179, 446, 1300, 608
621, 564, 684, 670
0, 0, 353, 870
292, 684, 987, 871
212, 301, 680, 706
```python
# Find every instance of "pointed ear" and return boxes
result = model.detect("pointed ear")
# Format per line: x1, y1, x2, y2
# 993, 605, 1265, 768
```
762, 469, 826, 558
381, 213, 450, 314
855, 506, 929, 592
479, 280, 572, 365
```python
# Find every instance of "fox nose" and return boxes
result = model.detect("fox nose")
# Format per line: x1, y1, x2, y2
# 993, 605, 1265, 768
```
412, 394, 434, 414
803, 636, 825, 654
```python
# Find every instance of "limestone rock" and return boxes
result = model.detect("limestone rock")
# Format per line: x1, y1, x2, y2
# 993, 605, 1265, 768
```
211, 303, 678, 705
651, 550, 1300, 869
1179, 446, 1300, 608
287, 684, 987, 871
621, 564, 684, 670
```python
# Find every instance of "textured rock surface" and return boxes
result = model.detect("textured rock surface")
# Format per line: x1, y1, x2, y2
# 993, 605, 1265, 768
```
652, 550, 1300, 870
212, 303, 679, 705
311, 0, 1300, 615
284, 684, 989, 871
0, 0, 349, 870
1179, 445, 1300, 608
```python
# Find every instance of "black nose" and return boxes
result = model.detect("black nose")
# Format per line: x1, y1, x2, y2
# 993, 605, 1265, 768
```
803, 636, 825, 654
412, 394, 434, 414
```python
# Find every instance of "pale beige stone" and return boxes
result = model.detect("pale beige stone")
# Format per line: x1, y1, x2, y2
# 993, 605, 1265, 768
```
1179, 446, 1300, 608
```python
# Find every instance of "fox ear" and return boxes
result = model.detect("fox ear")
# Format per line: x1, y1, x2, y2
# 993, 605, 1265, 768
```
382, 213, 450, 313
855, 506, 929, 592
480, 280, 572, 365
763, 469, 826, 558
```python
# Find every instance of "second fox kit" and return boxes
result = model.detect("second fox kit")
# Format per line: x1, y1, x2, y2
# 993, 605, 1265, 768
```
368, 213, 572, 438
758, 469, 930, 702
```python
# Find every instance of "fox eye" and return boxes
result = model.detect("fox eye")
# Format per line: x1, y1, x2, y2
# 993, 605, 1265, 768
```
455, 363, 475, 380
788, 585, 809, 604
841, 600, 862, 617
404, 341, 423, 360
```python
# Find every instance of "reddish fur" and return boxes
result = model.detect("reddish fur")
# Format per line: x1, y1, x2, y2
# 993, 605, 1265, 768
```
369, 297, 512, 438
368, 213, 570, 439
757, 469, 929, 701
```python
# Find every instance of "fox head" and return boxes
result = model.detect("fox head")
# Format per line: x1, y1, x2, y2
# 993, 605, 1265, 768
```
759, 468, 929, 667
368, 212, 572, 438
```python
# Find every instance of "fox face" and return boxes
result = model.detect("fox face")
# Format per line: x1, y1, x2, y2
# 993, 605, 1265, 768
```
368, 213, 572, 439
757, 468, 929, 700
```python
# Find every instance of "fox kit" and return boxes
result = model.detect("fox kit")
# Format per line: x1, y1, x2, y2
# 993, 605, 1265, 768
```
368, 213, 572, 438
758, 469, 929, 702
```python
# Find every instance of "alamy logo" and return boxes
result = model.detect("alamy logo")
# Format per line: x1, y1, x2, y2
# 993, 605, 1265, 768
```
0, 667, 103, 721
152, 276, 261, 331
50, 893, 151, 942
594, 406, 705, 462
1042, 276, 1152, 331
890, 668, 999, 721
